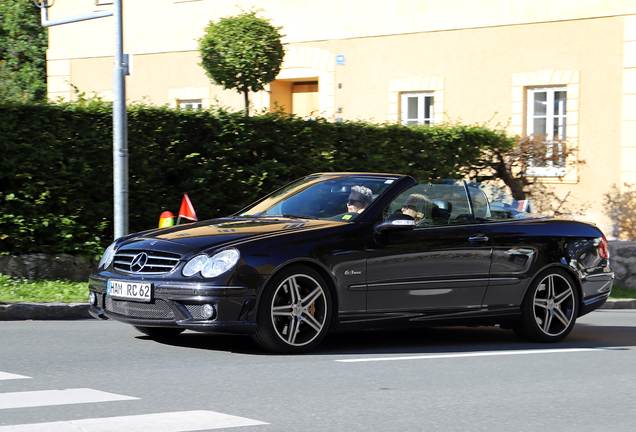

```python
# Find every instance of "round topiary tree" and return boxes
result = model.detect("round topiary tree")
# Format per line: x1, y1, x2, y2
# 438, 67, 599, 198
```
198, 9, 285, 115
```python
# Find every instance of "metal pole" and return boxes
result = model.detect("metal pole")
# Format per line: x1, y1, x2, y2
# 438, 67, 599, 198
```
41, 7, 113, 27
113, 0, 129, 239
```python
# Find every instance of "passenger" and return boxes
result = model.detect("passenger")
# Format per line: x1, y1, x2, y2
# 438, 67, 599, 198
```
347, 185, 373, 213
401, 193, 432, 225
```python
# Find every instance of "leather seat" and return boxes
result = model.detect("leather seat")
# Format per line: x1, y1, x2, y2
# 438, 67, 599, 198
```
431, 199, 452, 223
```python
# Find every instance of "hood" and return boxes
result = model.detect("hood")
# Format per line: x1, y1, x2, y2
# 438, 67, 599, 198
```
120, 217, 345, 253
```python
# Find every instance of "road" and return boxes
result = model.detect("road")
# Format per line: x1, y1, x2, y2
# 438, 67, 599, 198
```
1, 310, 635, 431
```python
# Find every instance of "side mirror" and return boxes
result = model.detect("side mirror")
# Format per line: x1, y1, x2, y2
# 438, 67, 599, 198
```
374, 214, 416, 234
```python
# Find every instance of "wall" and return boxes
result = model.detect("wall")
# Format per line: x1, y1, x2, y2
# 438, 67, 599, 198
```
44, 0, 636, 238
0, 254, 97, 282
45, 0, 636, 58
1, 244, 633, 291
609, 242, 636, 289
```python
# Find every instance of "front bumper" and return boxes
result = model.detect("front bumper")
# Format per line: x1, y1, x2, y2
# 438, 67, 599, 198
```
88, 276, 257, 335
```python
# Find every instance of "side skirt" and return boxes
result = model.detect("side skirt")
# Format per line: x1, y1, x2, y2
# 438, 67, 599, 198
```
335, 307, 521, 331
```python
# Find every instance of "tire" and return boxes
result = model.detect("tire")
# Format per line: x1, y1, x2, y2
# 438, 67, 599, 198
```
133, 326, 185, 339
514, 268, 579, 343
253, 265, 332, 353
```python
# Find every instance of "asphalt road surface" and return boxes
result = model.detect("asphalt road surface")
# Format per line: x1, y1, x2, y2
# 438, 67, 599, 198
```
1, 310, 635, 431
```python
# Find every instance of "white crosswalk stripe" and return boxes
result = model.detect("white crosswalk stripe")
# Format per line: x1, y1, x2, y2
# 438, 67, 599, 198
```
0, 372, 30, 381
0, 410, 268, 431
0, 388, 139, 410
0, 371, 268, 431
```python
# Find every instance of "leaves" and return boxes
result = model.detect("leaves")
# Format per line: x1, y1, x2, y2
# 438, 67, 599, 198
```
604, 183, 636, 240
198, 9, 284, 112
0, 0, 48, 103
0, 102, 512, 254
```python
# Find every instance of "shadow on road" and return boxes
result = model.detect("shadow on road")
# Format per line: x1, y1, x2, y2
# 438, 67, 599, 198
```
140, 310, 636, 356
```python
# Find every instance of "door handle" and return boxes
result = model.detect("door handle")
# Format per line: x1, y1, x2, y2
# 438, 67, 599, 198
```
469, 235, 489, 242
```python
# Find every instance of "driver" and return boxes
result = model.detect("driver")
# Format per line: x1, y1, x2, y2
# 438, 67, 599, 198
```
347, 185, 373, 213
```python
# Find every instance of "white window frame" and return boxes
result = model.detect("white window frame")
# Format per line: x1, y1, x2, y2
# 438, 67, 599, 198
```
401, 92, 434, 126
179, 99, 202, 110
526, 86, 567, 177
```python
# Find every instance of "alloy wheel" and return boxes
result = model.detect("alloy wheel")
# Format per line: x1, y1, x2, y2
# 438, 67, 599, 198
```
270, 273, 328, 347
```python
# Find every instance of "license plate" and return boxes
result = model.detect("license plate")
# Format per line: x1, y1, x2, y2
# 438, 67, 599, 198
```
107, 280, 152, 302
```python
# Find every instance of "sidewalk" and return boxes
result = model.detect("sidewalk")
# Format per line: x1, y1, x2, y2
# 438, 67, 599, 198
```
1, 299, 634, 320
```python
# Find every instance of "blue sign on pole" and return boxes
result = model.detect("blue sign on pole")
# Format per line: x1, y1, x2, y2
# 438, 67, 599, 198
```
336, 55, 345, 65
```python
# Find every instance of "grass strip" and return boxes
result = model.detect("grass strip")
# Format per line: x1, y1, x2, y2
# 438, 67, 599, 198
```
0, 274, 89, 304
607, 284, 636, 300
0, 274, 634, 304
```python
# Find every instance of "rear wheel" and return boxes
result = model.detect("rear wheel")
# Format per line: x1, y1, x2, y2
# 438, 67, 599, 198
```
253, 266, 332, 353
133, 326, 185, 339
514, 268, 579, 342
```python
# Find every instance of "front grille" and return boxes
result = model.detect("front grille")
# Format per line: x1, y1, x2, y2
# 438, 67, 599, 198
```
183, 304, 217, 321
184, 304, 205, 319
113, 250, 181, 275
105, 297, 174, 320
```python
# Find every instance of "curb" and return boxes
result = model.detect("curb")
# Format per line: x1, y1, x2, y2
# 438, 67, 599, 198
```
599, 298, 636, 310
1, 299, 635, 321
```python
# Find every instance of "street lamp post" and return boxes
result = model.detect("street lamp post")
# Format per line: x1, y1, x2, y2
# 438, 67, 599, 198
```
112, 0, 129, 239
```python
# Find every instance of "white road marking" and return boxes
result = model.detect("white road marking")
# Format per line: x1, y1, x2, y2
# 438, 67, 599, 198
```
0, 388, 138, 410
0, 410, 268, 431
0, 372, 30, 381
336, 347, 619, 363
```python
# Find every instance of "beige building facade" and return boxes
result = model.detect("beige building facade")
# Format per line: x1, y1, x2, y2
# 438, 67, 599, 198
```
45, 0, 636, 238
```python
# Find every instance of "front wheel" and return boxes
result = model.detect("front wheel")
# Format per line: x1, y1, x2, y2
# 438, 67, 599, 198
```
514, 268, 579, 343
253, 266, 332, 353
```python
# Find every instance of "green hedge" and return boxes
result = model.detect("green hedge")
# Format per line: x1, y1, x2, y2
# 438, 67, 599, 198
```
0, 101, 512, 255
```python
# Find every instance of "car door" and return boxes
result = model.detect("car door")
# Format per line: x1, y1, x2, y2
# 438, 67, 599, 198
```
365, 183, 492, 313
464, 183, 540, 309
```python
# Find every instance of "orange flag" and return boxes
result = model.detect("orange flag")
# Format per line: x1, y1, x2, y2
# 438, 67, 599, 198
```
178, 194, 198, 221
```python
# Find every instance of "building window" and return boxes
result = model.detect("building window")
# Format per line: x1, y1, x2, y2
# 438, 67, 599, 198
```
179, 100, 202, 110
401, 92, 434, 125
526, 87, 567, 177
527, 87, 566, 140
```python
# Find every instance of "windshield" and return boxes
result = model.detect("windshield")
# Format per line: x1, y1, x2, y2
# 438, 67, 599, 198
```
238, 174, 400, 221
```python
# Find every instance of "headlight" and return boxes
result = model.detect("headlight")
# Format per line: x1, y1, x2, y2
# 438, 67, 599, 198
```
182, 255, 207, 277
98, 242, 118, 270
183, 249, 240, 278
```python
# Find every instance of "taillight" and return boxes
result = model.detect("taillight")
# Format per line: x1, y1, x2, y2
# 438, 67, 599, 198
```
599, 235, 610, 260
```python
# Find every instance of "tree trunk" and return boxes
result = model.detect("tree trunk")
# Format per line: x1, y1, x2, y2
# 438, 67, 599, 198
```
494, 158, 527, 201
244, 90, 249, 116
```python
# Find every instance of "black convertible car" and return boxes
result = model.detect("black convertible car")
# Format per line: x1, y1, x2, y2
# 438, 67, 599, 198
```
88, 173, 613, 353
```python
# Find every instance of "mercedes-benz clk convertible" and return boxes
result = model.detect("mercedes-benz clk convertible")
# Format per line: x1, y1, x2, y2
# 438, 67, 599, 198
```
88, 173, 614, 353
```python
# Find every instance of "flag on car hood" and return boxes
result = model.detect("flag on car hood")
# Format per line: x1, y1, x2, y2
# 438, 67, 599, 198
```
178, 194, 198, 221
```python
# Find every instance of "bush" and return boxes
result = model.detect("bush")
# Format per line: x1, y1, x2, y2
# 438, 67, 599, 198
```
604, 183, 636, 240
0, 101, 113, 255
0, 101, 512, 255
